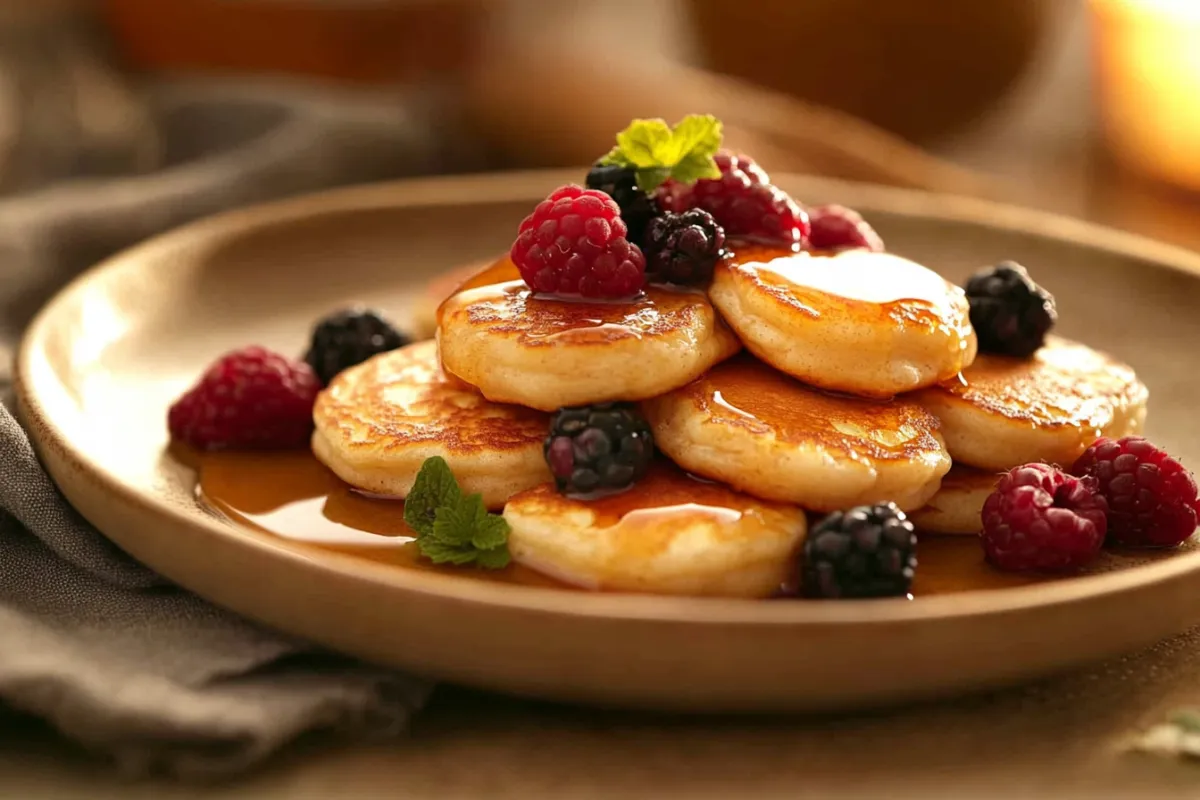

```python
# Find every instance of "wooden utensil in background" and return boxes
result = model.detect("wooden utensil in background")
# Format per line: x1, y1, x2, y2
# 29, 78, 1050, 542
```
461, 43, 1000, 198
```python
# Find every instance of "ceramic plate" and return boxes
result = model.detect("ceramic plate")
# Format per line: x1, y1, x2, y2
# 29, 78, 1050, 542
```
17, 171, 1200, 712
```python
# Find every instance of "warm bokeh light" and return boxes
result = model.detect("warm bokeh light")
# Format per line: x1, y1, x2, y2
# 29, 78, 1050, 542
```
1093, 0, 1200, 189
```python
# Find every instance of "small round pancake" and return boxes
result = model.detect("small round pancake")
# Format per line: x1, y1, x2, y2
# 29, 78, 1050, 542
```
709, 246, 977, 398
409, 261, 495, 340
438, 257, 741, 411
504, 464, 807, 598
642, 356, 951, 512
911, 336, 1148, 471
907, 465, 1000, 534
312, 340, 550, 508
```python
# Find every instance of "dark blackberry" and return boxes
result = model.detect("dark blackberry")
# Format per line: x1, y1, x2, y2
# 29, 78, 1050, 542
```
544, 403, 654, 496
964, 261, 1057, 358
304, 308, 408, 386
585, 164, 659, 246
802, 502, 917, 599
643, 209, 726, 285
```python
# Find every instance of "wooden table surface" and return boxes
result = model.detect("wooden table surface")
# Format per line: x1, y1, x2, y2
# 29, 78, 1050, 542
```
8, 4, 1200, 799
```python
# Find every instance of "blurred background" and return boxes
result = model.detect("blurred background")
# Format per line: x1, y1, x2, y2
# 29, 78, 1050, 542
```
2, 0, 1200, 346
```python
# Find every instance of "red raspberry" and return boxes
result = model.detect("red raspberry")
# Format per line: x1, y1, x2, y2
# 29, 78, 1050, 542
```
981, 463, 1107, 572
716, 151, 770, 185
510, 185, 646, 299
1072, 436, 1200, 548
657, 151, 809, 246
168, 346, 320, 450
807, 204, 885, 252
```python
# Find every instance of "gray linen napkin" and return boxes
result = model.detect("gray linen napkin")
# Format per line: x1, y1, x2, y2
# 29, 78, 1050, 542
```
0, 69, 454, 778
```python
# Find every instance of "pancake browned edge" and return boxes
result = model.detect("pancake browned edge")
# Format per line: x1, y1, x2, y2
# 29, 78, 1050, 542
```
504, 463, 808, 598
912, 336, 1148, 471
438, 259, 741, 411
642, 355, 951, 512
708, 247, 977, 398
907, 465, 1000, 535
312, 339, 551, 508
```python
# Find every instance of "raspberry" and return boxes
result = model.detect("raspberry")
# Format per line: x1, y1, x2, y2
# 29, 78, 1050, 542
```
657, 151, 809, 246
584, 164, 660, 246
807, 204, 884, 252
643, 209, 726, 285
964, 261, 1057, 358
510, 185, 647, 299
168, 346, 320, 451
544, 404, 654, 496
981, 463, 1107, 571
304, 308, 408, 386
802, 502, 917, 599
1073, 436, 1200, 548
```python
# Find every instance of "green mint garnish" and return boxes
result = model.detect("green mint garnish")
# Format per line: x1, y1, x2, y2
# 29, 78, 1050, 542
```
404, 456, 511, 569
597, 114, 723, 193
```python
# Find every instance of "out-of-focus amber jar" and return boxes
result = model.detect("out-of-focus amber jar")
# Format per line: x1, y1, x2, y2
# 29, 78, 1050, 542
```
686, 0, 1051, 143
1092, 0, 1200, 191
99, 0, 488, 83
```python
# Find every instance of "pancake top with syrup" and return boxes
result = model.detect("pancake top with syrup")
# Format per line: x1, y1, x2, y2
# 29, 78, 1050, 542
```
313, 340, 549, 456
674, 355, 946, 463
439, 256, 721, 348
928, 336, 1147, 429
507, 462, 801, 547
717, 245, 972, 329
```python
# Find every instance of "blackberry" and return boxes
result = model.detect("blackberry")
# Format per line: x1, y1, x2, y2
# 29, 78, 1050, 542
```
544, 403, 654, 496
643, 209, 726, 285
304, 308, 408, 386
585, 164, 659, 246
802, 502, 917, 599
964, 261, 1056, 358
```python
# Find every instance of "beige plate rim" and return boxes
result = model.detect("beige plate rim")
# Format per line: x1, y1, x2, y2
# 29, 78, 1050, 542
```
16, 168, 1200, 627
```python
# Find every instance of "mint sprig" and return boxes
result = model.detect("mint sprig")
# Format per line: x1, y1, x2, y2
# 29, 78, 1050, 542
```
597, 114, 723, 193
403, 457, 511, 569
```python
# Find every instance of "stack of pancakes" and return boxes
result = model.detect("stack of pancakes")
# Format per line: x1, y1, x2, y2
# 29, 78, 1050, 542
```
312, 245, 1147, 597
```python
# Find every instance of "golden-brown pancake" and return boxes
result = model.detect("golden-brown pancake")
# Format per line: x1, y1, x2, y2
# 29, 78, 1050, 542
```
911, 336, 1148, 471
642, 356, 951, 511
437, 257, 741, 411
504, 463, 806, 597
907, 464, 1000, 534
312, 340, 551, 508
709, 246, 976, 398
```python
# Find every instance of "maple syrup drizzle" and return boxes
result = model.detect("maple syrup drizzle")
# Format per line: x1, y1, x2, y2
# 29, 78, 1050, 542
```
186, 448, 1066, 596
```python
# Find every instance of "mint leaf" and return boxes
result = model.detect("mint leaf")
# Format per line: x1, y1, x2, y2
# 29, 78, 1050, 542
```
660, 114, 721, 164
418, 533, 478, 566
471, 511, 510, 551
475, 546, 511, 570
417, 486, 512, 570
403, 456, 460, 537
598, 114, 723, 193
613, 118, 673, 168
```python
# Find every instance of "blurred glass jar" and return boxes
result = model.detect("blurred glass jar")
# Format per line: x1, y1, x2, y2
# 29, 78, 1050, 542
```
686, 0, 1054, 143
99, 0, 487, 83
1091, 0, 1200, 191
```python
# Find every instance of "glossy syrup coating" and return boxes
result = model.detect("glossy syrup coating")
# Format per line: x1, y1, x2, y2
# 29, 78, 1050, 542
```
709, 245, 977, 398
436, 255, 741, 411
642, 355, 950, 511
188, 446, 1112, 597
911, 336, 1148, 471
503, 462, 808, 597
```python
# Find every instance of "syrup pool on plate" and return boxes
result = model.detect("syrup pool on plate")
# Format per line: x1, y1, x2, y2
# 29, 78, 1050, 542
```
186, 448, 1092, 597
